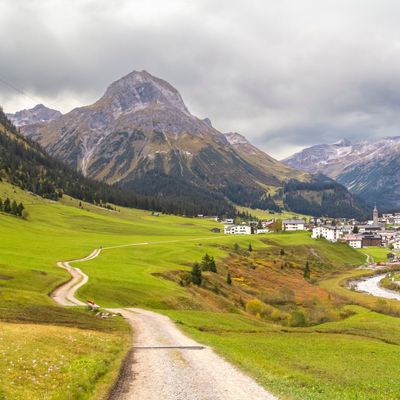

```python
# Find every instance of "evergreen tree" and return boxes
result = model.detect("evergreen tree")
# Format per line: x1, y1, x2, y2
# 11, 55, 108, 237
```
248, 243, 253, 252
280, 248, 285, 256
233, 243, 240, 252
0, 198, 3, 211
353, 225, 359, 234
191, 263, 202, 286
226, 273, 232, 285
304, 261, 310, 279
3, 198, 11, 213
17, 202, 24, 216
11, 200, 18, 215
209, 256, 217, 273
201, 254, 212, 271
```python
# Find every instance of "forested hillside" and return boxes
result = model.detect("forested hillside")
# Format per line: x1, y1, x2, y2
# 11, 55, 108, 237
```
0, 108, 234, 216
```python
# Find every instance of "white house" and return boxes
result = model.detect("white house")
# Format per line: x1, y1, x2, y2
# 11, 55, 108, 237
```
343, 234, 362, 248
282, 219, 305, 231
254, 228, 269, 234
222, 218, 234, 224
312, 226, 343, 242
224, 225, 252, 235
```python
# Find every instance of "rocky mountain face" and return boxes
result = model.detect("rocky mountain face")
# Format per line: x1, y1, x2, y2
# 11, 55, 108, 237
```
7, 104, 61, 127
16, 70, 367, 217
283, 137, 400, 210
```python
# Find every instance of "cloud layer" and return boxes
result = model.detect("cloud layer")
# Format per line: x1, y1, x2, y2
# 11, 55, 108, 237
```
2, 0, 400, 158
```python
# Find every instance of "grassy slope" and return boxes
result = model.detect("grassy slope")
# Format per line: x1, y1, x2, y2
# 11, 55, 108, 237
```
163, 306, 400, 400
0, 321, 126, 400
357, 246, 390, 263
2, 181, 400, 399
236, 205, 311, 220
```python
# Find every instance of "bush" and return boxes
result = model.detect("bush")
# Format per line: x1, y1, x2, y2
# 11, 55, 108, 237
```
289, 310, 307, 327
245, 299, 264, 315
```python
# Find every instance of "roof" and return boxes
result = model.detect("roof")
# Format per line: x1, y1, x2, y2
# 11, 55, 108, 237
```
282, 219, 305, 224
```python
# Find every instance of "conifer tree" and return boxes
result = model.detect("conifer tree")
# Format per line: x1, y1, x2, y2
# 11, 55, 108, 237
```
4, 198, 11, 213
304, 261, 310, 279
209, 256, 217, 273
191, 263, 202, 286
226, 273, 232, 285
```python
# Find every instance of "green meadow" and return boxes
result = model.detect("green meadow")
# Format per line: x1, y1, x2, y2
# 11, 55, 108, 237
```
357, 246, 390, 263
2, 180, 400, 399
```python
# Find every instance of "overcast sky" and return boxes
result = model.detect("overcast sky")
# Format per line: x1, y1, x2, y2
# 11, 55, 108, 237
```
2, 0, 400, 158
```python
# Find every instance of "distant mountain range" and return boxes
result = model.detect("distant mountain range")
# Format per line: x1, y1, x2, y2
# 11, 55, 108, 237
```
283, 137, 400, 210
9, 70, 368, 218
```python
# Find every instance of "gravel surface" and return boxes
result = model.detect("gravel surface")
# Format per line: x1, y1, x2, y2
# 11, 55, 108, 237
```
354, 273, 400, 300
51, 249, 101, 306
108, 308, 278, 400
52, 246, 278, 399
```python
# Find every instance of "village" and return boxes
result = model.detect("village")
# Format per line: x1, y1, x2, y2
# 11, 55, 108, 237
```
220, 206, 400, 260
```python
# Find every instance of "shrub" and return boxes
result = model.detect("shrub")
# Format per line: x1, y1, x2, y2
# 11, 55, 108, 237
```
246, 299, 264, 315
289, 310, 307, 327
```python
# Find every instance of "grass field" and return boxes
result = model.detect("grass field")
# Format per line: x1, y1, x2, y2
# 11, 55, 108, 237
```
2, 180, 400, 399
236, 206, 311, 221
0, 321, 128, 400
162, 306, 400, 400
356, 246, 390, 263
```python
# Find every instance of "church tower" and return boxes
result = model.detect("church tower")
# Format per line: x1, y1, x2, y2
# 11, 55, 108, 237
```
373, 205, 378, 225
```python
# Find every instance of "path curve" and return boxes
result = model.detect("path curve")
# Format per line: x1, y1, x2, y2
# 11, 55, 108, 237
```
51, 242, 278, 400
51, 248, 101, 306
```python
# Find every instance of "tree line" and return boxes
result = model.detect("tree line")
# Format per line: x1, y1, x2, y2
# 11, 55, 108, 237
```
0, 197, 24, 217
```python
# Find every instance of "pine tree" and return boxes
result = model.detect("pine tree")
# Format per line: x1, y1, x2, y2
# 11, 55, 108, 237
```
304, 261, 310, 279
227, 273, 232, 285
248, 243, 253, 252
191, 263, 202, 286
3, 198, 11, 213
17, 202, 24, 216
209, 256, 217, 273
11, 200, 18, 215
201, 254, 212, 271
280, 248, 285, 256
0, 198, 3, 211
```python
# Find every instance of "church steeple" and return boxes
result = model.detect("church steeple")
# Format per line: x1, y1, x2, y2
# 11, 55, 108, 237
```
373, 204, 378, 225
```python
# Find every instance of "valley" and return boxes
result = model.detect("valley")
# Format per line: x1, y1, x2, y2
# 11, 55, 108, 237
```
3, 3, 400, 399
1, 178, 400, 399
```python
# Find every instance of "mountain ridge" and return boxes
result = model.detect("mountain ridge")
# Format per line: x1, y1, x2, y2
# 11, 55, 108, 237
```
14, 70, 368, 218
283, 137, 400, 209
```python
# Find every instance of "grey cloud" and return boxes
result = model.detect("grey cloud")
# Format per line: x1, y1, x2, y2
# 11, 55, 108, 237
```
2, 0, 400, 158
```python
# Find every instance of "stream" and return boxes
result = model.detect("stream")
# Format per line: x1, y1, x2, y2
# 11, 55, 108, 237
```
353, 273, 400, 301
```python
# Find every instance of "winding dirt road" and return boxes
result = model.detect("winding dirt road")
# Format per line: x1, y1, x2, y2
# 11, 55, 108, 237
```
51, 243, 278, 400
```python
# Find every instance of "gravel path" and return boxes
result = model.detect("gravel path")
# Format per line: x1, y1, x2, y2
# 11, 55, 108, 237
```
51, 243, 278, 400
109, 308, 277, 400
354, 273, 400, 300
51, 248, 101, 306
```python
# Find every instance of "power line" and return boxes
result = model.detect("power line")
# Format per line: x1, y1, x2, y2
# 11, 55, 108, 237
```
0, 74, 46, 106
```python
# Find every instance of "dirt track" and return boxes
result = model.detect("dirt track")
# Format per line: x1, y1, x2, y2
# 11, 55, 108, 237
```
51, 245, 278, 400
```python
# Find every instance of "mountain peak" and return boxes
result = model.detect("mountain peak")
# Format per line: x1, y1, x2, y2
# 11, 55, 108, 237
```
7, 104, 61, 127
334, 138, 352, 146
224, 132, 250, 146
101, 70, 190, 115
